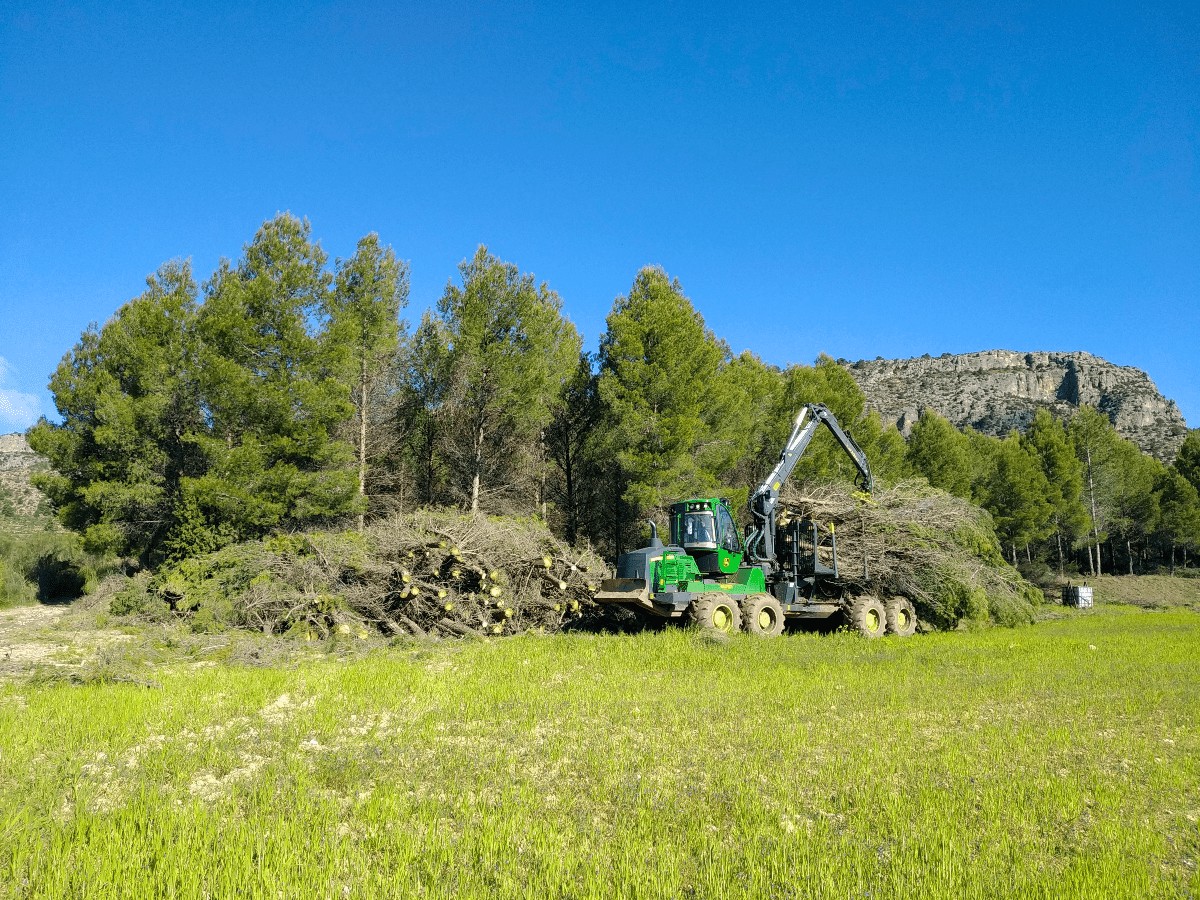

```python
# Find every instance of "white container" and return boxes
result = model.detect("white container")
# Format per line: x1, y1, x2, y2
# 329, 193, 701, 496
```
1062, 585, 1094, 608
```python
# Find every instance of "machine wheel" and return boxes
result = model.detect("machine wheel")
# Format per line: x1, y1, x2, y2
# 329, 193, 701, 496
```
688, 596, 742, 635
740, 594, 785, 637
847, 595, 887, 638
886, 596, 917, 637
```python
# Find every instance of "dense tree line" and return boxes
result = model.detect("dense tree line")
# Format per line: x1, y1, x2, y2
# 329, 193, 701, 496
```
904, 407, 1200, 576
27, 214, 1200, 577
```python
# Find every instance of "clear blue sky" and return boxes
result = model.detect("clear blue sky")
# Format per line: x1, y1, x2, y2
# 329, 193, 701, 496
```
2, 1, 1197, 432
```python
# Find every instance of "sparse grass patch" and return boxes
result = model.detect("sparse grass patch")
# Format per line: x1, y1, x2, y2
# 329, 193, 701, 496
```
1088, 574, 1200, 610
1, 609, 1198, 898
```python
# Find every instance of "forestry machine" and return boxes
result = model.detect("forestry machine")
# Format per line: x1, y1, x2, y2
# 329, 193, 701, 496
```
595, 403, 917, 638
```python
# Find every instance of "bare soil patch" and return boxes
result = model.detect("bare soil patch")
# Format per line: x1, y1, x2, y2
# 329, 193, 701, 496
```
0, 602, 130, 677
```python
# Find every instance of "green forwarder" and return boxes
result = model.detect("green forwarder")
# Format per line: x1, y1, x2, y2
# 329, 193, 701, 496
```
595, 404, 917, 639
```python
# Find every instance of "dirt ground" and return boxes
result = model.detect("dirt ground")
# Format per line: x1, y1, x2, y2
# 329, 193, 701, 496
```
0, 602, 130, 678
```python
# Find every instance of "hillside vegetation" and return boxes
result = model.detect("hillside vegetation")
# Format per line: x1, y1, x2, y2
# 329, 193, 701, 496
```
17, 213, 1199, 601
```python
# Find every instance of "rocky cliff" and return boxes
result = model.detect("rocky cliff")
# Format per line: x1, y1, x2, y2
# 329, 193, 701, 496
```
0, 433, 47, 518
847, 350, 1188, 463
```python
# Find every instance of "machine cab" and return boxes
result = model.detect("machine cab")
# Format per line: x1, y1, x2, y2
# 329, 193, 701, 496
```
669, 498, 743, 576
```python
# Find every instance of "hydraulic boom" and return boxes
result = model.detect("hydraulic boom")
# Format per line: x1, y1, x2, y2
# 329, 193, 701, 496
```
745, 403, 872, 571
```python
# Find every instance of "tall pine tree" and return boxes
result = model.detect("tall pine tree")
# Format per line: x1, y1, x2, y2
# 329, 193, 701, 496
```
905, 409, 973, 499
435, 247, 581, 514
324, 233, 409, 530
979, 434, 1054, 564
1022, 409, 1088, 574
183, 214, 359, 552
29, 262, 202, 565
597, 267, 726, 549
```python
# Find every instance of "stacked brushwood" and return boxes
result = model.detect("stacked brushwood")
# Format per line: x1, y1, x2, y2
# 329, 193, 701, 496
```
778, 479, 1042, 628
142, 510, 607, 638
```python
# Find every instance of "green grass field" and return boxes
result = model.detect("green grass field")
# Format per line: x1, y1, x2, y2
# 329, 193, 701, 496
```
2, 604, 1198, 898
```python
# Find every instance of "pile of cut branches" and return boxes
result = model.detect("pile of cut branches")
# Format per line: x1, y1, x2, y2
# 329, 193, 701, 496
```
778, 479, 1042, 627
136, 510, 606, 639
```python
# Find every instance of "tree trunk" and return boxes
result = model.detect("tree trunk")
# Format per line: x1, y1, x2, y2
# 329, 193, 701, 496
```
357, 357, 369, 533
563, 440, 577, 545
1056, 529, 1064, 576
1170, 542, 1176, 575
1127, 539, 1134, 575
612, 469, 624, 562
538, 430, 547, 522
1085, 447, 1102, 575
470, 417, 485, 515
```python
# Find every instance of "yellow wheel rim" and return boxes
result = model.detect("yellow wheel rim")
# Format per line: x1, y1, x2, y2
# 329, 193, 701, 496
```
713, 606, 732, 632
865, 608, 881, 633
758, 609, 774, 630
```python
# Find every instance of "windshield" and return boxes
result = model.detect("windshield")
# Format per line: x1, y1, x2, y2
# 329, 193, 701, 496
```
680, 511, 716, 548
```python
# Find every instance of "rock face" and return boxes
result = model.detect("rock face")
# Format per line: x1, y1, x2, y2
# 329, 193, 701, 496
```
847, 350, 1188, 463
0, 433, 47, 518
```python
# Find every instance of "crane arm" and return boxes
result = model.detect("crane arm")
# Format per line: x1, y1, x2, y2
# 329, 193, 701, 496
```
745, 403, 873, 565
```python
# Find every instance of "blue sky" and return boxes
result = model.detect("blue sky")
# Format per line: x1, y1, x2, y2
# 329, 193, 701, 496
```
1, 1, 1197, 432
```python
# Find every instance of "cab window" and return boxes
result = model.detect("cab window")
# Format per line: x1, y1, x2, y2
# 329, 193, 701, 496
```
717, 504, 741, 553
681, 511, 716, 548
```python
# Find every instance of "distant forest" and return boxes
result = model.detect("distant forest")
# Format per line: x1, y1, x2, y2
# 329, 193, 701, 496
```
22, 214, 1200, 579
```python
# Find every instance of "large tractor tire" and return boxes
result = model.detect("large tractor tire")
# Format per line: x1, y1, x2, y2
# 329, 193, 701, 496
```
886, 596, 918, 637
740, 594, 785, 637
847, 595, 887, 638
688, 596, 742, 635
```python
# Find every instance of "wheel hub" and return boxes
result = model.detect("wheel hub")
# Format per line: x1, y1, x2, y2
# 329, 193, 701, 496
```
758, 609, 773, 630
866, 609, 880, 633
713, 606, 731, 631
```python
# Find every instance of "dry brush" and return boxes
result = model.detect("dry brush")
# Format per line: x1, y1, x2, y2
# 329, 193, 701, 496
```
124, 510, 606, 639
779, 479, 1042, 627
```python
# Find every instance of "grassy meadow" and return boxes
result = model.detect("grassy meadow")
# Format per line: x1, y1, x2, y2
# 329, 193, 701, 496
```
1, 603, 1198, 898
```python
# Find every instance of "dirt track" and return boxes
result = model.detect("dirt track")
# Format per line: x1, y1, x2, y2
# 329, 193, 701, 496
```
0, 603, 128, 678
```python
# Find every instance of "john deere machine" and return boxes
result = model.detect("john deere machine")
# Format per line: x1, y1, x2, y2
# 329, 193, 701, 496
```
595, 403, 917, 638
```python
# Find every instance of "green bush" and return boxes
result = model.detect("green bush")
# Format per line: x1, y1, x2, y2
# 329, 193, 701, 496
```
0, 529, 121, 605
109, 573, 169, 621
0, 558, 36, 607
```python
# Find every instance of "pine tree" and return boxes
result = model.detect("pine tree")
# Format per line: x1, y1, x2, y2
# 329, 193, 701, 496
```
435, 247, 581, 514
324, 234, 409, 530
961, 428, 1002, 504
1154, 469, 1200, 571
185, 214, 359, 551
28, 262, 202, 564
979, 434, 1054, 564
1175, 429, 1200, 495
1022, 409, 1089, 574
702, 350, 785, 509
390, 312, 453, 509
905, 409, 973, 499
1068, 406, 1121, 574
1107, 442, 1163, 575
597, 267, 726, 546
544, 352, 602, 544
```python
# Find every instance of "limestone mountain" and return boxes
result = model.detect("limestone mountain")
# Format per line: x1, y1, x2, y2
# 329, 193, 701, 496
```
0, 433, 47, 519
847, 350, 1188, 463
